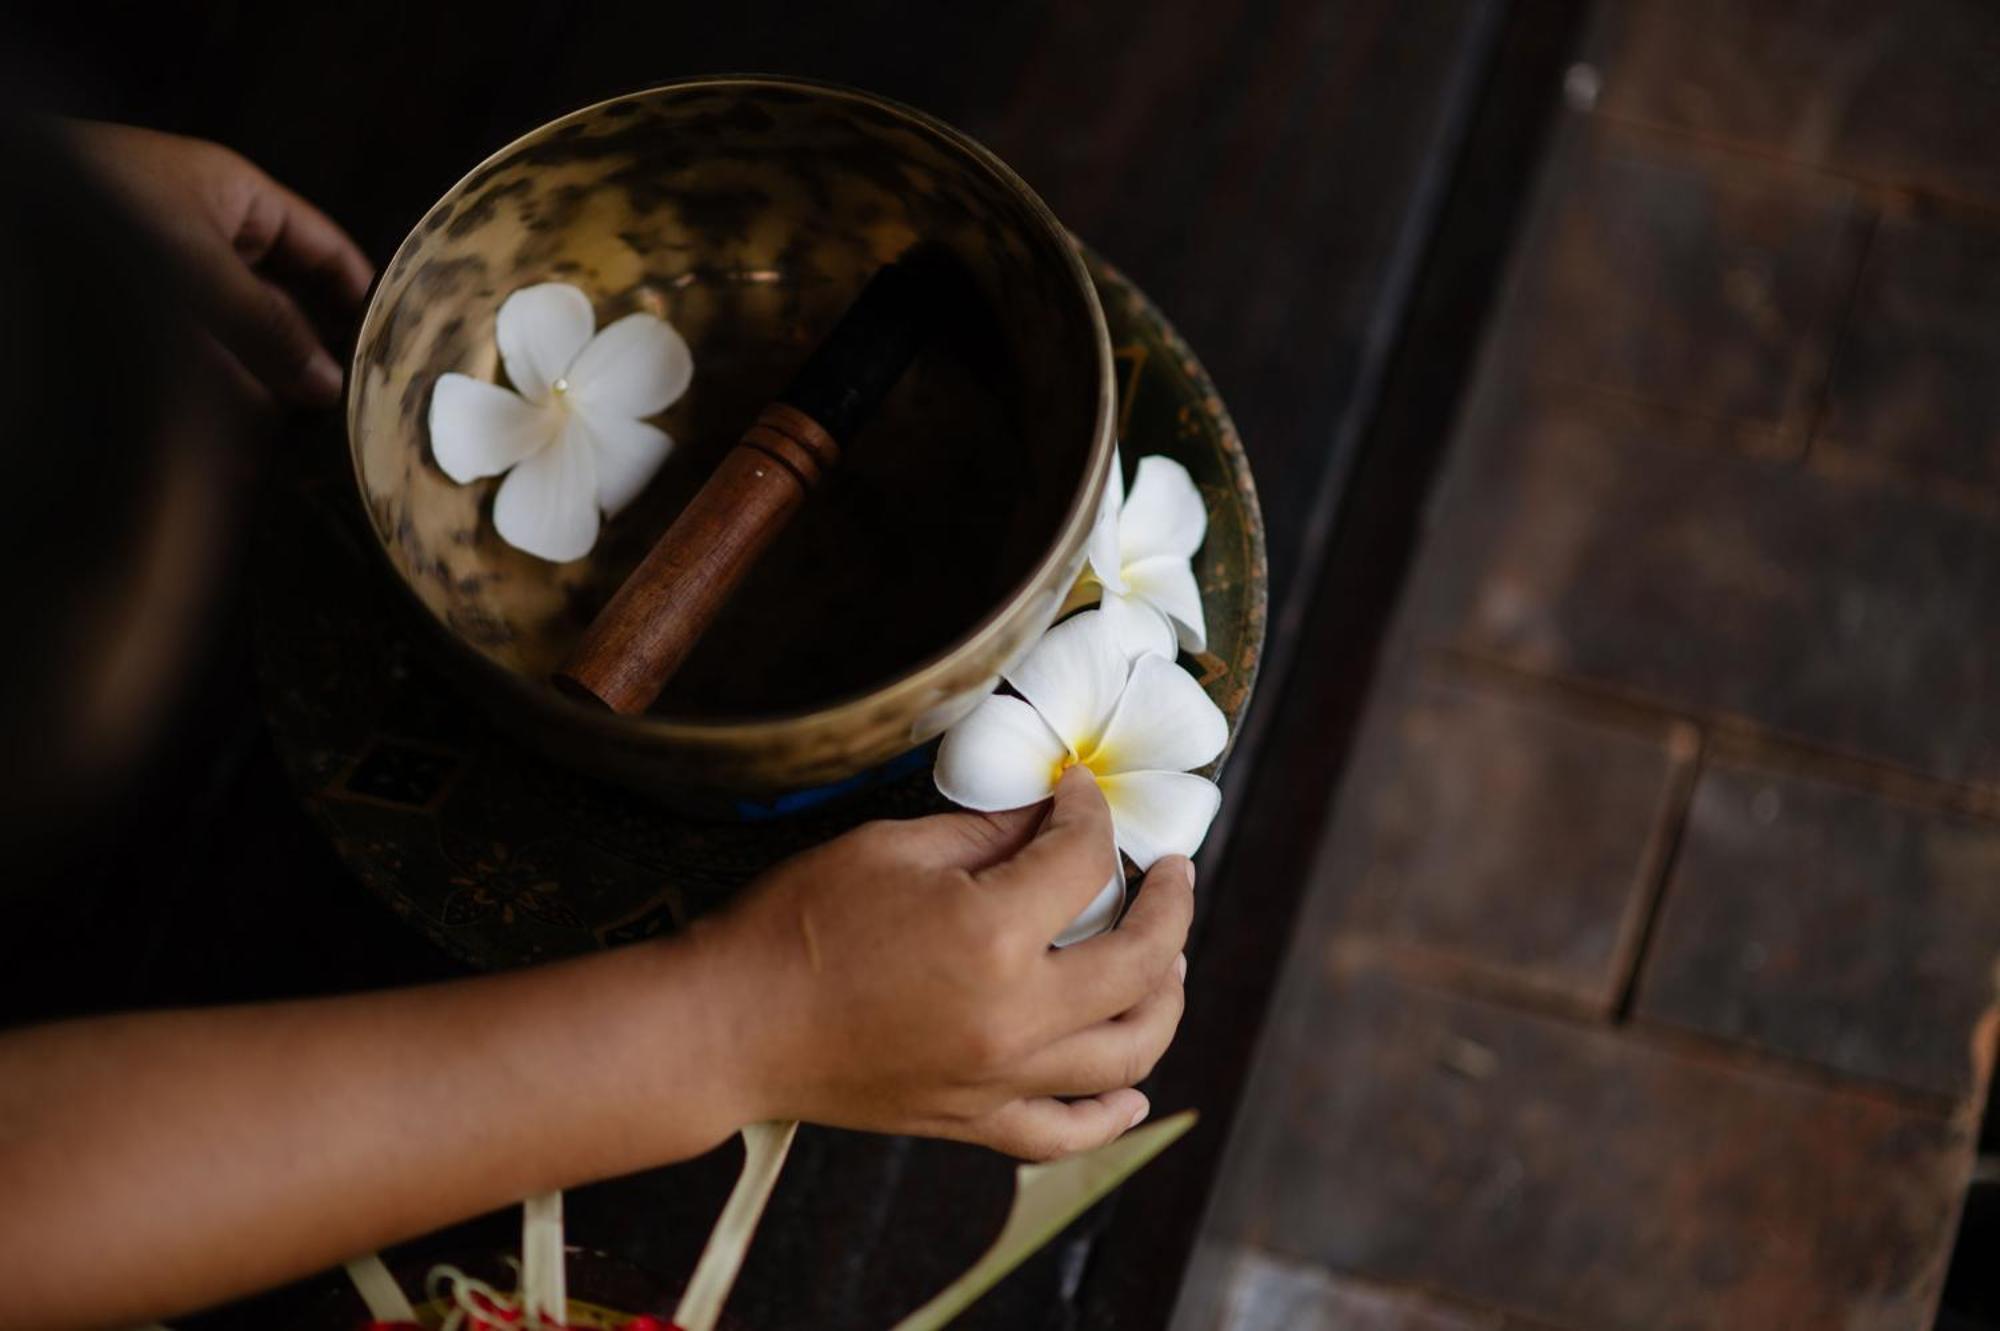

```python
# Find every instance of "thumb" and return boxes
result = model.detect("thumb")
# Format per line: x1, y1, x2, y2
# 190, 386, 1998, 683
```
890, 804, 1045, 873
975, 767, 1121, 937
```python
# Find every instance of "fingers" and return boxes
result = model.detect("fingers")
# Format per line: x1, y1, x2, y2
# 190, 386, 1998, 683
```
888, 804, 1045, 873
956, 1088, 1150, 1162
1010, 966, 1185, 1097
975, 767, 1121, 940
249, 180, 375, 309
211, 153, 371, 406
1050, 854, 1195, 1025
198, 242, 347, 407
65, 123, 371, 408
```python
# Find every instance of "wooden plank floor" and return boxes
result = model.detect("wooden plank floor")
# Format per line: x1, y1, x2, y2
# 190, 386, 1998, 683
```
1177, 1, 2000, 1327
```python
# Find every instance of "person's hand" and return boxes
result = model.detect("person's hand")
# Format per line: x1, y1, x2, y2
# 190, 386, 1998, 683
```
65, 121, 373, 408
699, 767, 1194, 1160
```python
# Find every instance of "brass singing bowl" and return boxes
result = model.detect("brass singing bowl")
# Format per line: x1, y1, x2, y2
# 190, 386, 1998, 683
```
348, 76, 1116, 801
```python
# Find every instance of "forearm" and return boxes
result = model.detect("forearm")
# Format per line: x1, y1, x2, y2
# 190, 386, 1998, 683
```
0, 932, 756, 1331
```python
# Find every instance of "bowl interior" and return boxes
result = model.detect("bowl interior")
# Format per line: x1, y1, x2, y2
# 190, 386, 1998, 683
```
351, 79, 1105, 721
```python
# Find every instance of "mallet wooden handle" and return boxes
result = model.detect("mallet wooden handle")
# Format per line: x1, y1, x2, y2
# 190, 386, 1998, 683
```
553, 404, 841, 712
554, 250, 952, 713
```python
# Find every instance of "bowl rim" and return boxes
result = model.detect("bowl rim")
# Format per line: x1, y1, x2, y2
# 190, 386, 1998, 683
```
347, 73, 1116, 745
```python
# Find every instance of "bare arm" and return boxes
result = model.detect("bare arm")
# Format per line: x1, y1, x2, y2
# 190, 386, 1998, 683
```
0, 772, 1192, 1330
0, 936, 748, 1329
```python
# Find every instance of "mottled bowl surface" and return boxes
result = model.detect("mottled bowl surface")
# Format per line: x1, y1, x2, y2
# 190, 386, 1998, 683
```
262, 250, 1265, 970
349, 76, 1114, 795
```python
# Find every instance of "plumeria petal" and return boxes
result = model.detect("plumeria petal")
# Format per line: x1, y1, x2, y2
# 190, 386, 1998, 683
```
493, 430, 600, 562
496, 283, 595, 404
1052, 872, 1125, 949
1098, 770, 1221, 870
1089, 653, 1227, 776
1085, 450, 1127, 594
1123, 554, 1208, 653
1058, 573, 1102, 618
567, 312, 694, 419
428, 373, 559, 483
1098, 592, 1177, 662
1002, 611, 1131, 758
933, 695, 1066, 811
1119, 455, 1207, 563
570, 407, 673, 516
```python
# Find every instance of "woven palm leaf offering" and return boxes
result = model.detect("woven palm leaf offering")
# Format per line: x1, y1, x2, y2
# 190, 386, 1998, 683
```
318, 1113, 1194, 1331
253, 74, 1264, 1330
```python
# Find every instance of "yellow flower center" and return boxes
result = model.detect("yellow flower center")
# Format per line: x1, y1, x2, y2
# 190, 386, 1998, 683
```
1051, 744, 1115, 789
550, 376, 570, 397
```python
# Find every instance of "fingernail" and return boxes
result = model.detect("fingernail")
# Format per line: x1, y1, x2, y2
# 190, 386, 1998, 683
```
1174, 953, 1188, 982
1185, 858, 1198, 892
1127, 1100, 1151, 1130
304, 352, 343, 404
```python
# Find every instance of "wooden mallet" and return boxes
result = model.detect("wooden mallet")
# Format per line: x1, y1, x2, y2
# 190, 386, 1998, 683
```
554, 248, 968, 713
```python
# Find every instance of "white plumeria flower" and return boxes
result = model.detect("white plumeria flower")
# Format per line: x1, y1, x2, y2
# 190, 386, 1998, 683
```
936, 609, 1226, 941
1072, 452, 1209, 660
429, 282, 693, 563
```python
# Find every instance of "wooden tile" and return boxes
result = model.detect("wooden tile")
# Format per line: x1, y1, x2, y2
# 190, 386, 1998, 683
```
1588, 0, 1861, 164
1413, 386, 2000, 790
1593, 0, 2000, 204
1208, 965, 1971, 1331
1820, 210, 2000, 492
1326, 672, 1689, 1011
1511, 142, 1857, 431
1199, 1247, 1502, 1331
1834, 4, 2000, 204
1636, 759, 2000, 1101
